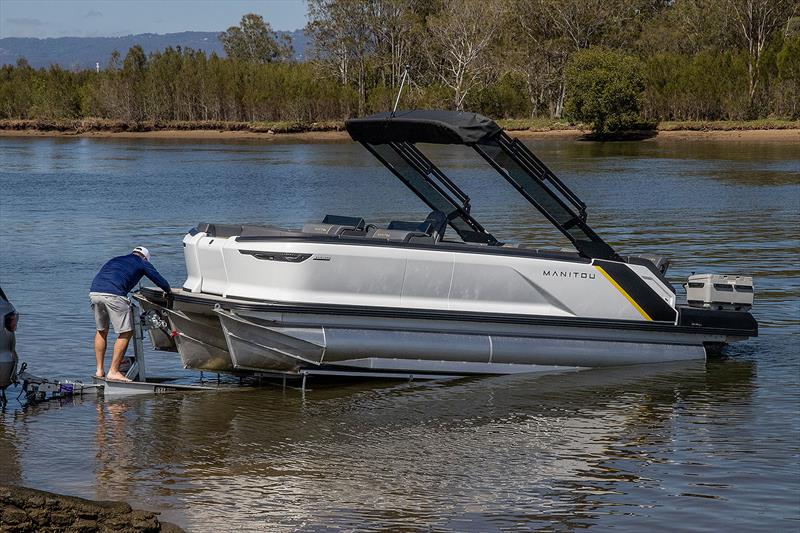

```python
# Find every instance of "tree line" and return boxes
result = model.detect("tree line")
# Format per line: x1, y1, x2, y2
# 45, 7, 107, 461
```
0, 0, 798, 134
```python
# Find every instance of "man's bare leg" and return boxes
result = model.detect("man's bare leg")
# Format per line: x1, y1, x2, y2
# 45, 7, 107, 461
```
107, 331, 133, 382
94, 329, 108, 378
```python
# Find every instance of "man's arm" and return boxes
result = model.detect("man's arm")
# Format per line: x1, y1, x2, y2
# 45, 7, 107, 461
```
142, 262, 172, 294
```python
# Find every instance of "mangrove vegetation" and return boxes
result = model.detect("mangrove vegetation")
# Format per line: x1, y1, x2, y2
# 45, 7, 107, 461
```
0, 0, 798, 135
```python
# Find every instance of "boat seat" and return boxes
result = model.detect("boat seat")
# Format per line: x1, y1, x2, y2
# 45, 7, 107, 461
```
303, 214, 366, 237
240, 225, 305, 238
196, 223, 305, 239
370, 228, 430, 242
627, 254, 671, 275
322, 214, 365, 230
339, 228, 369, 238
626, 254, 675, 294
388, 220, 431, 232
385, 210, 448, 243
303, 223, 359, 236
424, 210, 448, 242
407, 235, 436, 245
197, 223, 244, 238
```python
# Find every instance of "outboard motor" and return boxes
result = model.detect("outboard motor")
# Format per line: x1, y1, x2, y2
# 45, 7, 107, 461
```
142, 308, 178, 352
685, 274, 754, 312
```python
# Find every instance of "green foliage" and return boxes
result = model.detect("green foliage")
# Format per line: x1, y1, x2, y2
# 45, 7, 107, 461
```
642, 50, 749, 121
219, 13, 293, 64
0, 61, 34, 118
778, 34, 800, 78
0, 47, 351, 123
564, 48, 645, 135
776, 35, 800, 118
468, 73, 531, 119
656, 119, 800, 131
0, 1, 798, 128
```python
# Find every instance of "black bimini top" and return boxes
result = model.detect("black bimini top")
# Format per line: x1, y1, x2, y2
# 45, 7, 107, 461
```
345, 110, 620, 261
346, 110, 502, 145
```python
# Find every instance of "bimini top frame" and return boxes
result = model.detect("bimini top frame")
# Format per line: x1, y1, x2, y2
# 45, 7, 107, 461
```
346, 110, 620, 261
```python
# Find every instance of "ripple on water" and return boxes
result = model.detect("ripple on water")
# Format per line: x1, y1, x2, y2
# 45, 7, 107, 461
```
0, 137, 798, 531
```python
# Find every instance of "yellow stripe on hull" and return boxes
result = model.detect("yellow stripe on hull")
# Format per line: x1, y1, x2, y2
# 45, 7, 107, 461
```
594, 265, 653, 321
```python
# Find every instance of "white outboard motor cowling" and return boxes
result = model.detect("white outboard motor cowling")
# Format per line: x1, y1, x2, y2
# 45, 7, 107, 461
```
685, 274, 754, 312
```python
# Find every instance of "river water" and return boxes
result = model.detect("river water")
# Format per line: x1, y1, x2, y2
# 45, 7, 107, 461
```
0, 135, 798, 531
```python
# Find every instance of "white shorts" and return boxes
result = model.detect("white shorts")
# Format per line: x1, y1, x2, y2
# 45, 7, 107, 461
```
89, 293, 132, 333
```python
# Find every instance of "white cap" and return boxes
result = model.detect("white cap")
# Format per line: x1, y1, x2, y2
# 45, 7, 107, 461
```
132, 246, 151, 260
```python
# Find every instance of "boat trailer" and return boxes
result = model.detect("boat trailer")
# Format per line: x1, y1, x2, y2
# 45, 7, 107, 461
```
90, 301, 218, 395
2, 299, 464, 409
5, 301, 219, 407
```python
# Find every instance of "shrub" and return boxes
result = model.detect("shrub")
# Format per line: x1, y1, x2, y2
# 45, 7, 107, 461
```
564, 48, 645, 136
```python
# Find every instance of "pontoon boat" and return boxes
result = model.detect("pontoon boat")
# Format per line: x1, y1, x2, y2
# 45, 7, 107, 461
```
135, 110, 757, 378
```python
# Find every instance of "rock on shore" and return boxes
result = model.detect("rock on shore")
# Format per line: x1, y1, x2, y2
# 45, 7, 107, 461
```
0, 485, 184, 532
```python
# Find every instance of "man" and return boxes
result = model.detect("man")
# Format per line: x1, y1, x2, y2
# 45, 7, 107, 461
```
89, 246, 172, 381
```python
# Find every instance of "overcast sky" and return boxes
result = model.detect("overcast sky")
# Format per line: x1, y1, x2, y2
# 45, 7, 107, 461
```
0, 0, 308, 38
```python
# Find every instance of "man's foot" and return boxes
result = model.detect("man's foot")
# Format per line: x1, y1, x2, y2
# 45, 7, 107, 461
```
95, 370, 105, 378
106, 371, 132, 382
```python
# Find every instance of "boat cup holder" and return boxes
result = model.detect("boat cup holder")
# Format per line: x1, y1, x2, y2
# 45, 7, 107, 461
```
685, 274, 754, 312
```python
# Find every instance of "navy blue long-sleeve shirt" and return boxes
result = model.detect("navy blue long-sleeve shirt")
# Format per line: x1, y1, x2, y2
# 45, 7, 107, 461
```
90, 253, 172, 296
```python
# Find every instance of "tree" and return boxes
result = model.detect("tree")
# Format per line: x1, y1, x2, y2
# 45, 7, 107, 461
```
108, 50, 120, 70
2, 5, 799, 125
636, 0, 732, 56
220, 13, 293, 63
424, 0, 502, 110
506, 0, 570, 117
564, 48, 645, 135
723, 0, 797, 111
306, 0, 376, 115
507, 0, 653, 118
535, 0, 627, 50
368, 0, 417, 89
777, 31, 800, 118
122, 45, 148, 121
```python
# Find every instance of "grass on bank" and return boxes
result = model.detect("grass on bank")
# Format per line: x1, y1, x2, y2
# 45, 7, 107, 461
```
495, 118, 583, 131
0, 118, 346, 134
0, 117, 797, 134
656, 119, 800, 131
498, 118, 800, 132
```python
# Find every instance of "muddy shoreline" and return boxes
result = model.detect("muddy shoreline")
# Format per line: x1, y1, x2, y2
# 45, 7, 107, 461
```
2, 127, 799, 142
0, 484, 183, 532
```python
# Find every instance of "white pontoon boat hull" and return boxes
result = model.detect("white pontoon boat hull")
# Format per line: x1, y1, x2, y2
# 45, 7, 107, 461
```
136, 287, 749, 377
134, 109, 757, 378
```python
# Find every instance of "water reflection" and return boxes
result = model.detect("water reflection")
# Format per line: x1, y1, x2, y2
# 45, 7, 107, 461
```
0, 411, 21, 485
28, 359, 747, 531
94, 401, 137, 499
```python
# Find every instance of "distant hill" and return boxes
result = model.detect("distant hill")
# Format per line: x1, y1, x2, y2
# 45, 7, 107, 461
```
0, 30, 309, 69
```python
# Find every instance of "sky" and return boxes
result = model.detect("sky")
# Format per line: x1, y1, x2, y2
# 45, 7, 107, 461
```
0, 0, 308, 38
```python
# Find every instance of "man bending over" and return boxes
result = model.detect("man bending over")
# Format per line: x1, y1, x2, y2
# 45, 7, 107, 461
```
89, 246, 172, 381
